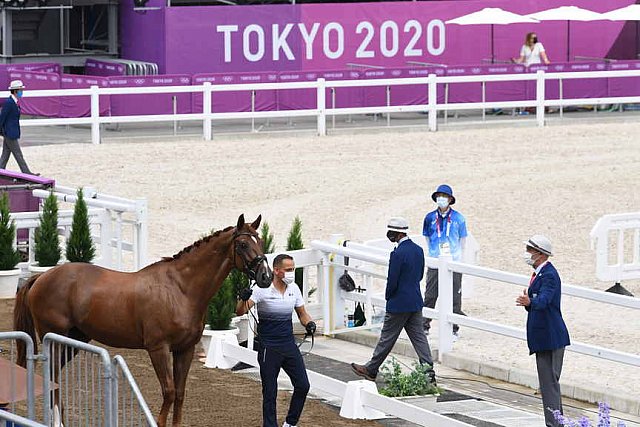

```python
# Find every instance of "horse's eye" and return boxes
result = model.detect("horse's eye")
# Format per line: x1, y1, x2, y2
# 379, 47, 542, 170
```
239, 241, 248, 250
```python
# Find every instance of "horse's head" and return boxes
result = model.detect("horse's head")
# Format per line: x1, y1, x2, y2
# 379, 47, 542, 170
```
232, 214, 273, 288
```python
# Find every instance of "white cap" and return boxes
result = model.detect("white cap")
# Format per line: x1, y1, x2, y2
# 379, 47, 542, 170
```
387, 217, 409, 234
8, 80, 25, 91
524, 234, 553, 256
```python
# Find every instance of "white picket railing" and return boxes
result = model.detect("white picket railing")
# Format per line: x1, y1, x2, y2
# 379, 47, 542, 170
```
259, 235, 640, 368
10, 185, 148, 271
11, 68, 640, 144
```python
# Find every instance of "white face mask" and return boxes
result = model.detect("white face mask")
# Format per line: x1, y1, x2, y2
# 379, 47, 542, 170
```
523, 251, 535, 267
436, 197, 450, 209
282, 271, 295, 285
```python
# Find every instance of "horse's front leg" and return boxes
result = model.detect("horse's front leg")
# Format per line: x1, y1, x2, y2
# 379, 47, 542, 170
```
171, 345, 195, 427
148, 346, 175, 427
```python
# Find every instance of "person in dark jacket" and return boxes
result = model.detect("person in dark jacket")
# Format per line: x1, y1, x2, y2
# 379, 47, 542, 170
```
516, 235, 570, 427
0, 80, 37, 175
351, 217, 436, 383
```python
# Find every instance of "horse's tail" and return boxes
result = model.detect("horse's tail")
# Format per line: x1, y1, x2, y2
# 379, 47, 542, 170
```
14, 274, 41, 367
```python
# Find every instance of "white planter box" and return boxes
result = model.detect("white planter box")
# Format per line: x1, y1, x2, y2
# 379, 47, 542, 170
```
28, 264, 57, 273
200, 326, 239, 355
231, 315, 249, 343
0, 269, 21, 299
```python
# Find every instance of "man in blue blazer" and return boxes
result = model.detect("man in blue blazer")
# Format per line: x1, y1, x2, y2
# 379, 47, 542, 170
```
351, 217, 436, 384
0, 80, 37, 175
516, 235, 570, 427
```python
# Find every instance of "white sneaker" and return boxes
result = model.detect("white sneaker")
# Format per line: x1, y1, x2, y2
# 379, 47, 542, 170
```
283, 423, 296, 427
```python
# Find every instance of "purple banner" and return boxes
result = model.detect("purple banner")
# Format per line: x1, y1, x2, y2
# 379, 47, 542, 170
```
120, 0, 634, 75
108, 75, 192, 116
276, 69, 365, 110
0, 63, 60, 96
527, 62, 608, 100
192, 72, 278, 113
607, 60, 640, 97
9, 71, 60, 117
60, 75, 110, 118
85, 59, 127, 77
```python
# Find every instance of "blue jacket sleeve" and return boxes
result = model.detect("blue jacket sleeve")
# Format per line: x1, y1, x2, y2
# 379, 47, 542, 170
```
385, 250, 401, 301
529, 274, 558, 311
0, 101, 9, 129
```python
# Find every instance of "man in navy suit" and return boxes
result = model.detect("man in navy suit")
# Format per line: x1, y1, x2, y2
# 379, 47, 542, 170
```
516, 235, 570, 427
351, 217, 436, 384
0, 80, 37, 175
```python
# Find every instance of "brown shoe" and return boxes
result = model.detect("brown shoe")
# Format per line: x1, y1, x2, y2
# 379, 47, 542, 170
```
351, 363, 376, 381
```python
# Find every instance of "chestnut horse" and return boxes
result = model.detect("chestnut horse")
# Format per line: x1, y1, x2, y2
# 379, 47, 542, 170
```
13, 214, 272, 427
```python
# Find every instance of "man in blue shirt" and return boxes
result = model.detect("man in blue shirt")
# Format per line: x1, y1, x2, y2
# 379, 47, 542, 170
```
351, 217, 436, 384
516, 235, 570, 427
236, 254, 316, 427
422, 184, 468, 336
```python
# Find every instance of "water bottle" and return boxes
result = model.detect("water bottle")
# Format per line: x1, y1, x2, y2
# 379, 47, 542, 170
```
347, 315, 355, 328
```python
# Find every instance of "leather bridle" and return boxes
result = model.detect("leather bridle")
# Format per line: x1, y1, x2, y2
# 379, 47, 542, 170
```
232, 231, 267, 282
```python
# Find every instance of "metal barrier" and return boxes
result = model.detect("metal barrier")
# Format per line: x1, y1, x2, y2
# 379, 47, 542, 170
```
42, 333, 114, 427
0, 332, 36, 420
112, 356, 157, 427
0, 410, 46, 427
1, 332, 156, 426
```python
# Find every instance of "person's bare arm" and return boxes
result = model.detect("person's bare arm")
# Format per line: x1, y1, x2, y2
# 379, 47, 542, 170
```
294, 305, 313, 327
512, 55, 525, 64
236, 298, 254, 316
541, 51, 550, 64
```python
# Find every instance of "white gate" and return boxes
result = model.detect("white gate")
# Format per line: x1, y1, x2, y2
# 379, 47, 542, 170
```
590, 212, 640, 283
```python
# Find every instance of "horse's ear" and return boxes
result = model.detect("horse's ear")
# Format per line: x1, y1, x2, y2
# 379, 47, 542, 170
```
251, 215, 262, 230
237, 214, 245, 230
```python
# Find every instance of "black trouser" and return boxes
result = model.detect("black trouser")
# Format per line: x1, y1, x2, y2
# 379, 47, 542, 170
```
423, 267, 465, 332
258, 342, 310, 427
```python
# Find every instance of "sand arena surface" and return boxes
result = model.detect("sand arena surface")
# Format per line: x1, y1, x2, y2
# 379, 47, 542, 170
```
16, 121, 640, 401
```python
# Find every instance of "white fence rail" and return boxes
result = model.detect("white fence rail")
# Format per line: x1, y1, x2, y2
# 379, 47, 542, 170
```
263, 236, 640, 368
12, 68, 640, 144
318, 239, 640, 366
590, 212, 640, 283
10, 185, 148, 272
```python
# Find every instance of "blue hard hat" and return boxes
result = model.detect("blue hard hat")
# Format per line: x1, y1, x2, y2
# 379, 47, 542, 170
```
431, 184, 456, 204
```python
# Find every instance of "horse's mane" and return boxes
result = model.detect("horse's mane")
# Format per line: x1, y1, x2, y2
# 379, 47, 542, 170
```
161, 226, 234, 262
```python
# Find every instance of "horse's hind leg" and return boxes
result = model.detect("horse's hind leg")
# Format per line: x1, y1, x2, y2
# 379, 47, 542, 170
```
148, 346, 175, 427
171, 345, 195, 427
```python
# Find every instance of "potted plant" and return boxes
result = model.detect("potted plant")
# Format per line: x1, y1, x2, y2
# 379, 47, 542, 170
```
65, 188, 95, 263
30, 192, 61, 272
201, 275, 239, 356
0, 192, 22, 299
378, 357, 441, 410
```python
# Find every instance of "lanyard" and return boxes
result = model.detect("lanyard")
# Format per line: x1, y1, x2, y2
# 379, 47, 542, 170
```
436, 211, 452, 239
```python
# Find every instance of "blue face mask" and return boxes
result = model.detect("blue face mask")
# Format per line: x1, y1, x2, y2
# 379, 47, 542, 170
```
17, 90, 23, 98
